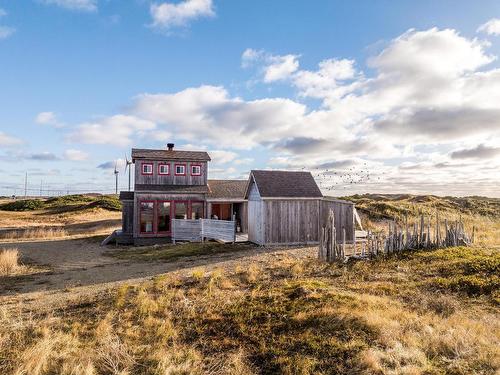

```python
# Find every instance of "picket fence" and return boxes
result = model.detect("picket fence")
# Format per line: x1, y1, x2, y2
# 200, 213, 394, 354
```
319, 210, 475, 262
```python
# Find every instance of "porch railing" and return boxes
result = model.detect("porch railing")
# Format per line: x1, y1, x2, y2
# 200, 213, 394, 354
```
172, 218, 236, 243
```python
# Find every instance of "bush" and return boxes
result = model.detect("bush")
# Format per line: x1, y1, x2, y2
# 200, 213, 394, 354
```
0, 199, 45, 211
0, 248, 21, 275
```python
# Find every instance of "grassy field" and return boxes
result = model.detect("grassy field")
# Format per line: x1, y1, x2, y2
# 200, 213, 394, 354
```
0, 194, 121, 240
0, 193, 498, 374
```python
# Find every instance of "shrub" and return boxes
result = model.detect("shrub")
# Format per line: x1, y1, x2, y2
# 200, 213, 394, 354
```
0, 199, 44, 211
0, 248, 21, 275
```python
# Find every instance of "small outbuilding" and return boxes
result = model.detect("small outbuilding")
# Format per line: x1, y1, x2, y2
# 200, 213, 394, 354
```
245, 170, 324, 245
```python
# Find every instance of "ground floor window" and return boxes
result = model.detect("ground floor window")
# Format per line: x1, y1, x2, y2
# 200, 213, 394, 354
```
157, 201, 171, 233
138, 199, 203, 235
140, 201, 154, 233
191, 201, 204, 219
174, 202, 187, 219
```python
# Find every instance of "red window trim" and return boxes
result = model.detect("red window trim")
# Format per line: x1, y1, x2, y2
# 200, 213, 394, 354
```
139, 200, 155, 235
157, 200, 172, 234
190, 164, 202, 176
141, 163, 153, 175
174, 163, 186, 176
158, 162, 170, 175
190, 200, 205, 219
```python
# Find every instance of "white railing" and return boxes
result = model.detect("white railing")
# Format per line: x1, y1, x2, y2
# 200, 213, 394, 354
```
171, 219, 202, 242
172, 218, 235, 243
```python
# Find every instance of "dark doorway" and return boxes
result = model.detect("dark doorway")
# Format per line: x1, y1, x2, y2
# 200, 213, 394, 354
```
211, 203, 232, 220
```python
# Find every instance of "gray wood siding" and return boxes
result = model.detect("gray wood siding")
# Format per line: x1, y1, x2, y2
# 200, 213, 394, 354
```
320, 199, 355, 242
122, 200, 134, 235
247, 180, 264, 244
248, 200, 264, 245
134, 160, 207, 186
133, 192, 206, 238
263, 199, 321, 244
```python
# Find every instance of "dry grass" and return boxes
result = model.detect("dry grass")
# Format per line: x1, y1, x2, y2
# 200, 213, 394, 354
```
0, 248, 23, 275
1, 245, 498, 374
1, 227, 69, 240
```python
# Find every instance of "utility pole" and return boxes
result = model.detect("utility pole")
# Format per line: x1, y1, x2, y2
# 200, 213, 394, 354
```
40, 180, 43, 197
24, 172, 28, 198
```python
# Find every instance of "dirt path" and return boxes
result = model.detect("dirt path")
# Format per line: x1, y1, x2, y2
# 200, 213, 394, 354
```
0, 237, 315, 312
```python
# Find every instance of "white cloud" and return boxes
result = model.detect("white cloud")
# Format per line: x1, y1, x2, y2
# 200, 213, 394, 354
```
40, 0, 97, 12
0, 8, 7, 17
35, 111, 64, 127
63, 149, 89, 161
209, 150, 238, 164
263, 54, 300, 82
132, 85, 312, 149
150, 0, 214, 30
477, 18, 500, 36
68, 115, 156, 146
369, 28, 493, 78
0, 132, 23, 147
241, 49, 300, 82
0, 26, 15, 39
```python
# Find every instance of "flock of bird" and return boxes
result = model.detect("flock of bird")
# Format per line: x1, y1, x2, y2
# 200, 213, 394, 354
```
299, 163, 385, 191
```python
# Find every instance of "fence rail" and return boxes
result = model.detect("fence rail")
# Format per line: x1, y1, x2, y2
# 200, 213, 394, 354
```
319, 210, 474, 262
172, 218, 235, 243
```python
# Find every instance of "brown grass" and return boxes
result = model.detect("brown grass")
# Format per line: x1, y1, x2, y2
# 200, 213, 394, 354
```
0, 248, 23, 275
1, 245, 498, 374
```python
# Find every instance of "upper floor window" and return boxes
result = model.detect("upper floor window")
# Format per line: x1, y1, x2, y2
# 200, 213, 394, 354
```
158, 163, 170, 175
191, 164, 201, 176
174, 164, 186, 176
141, 163, 153, 175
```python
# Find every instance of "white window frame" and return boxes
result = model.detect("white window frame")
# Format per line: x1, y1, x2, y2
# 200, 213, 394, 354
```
142, 163, 153, 175
191, 165, 201, 176
158, 163, 170, 175
175, 164, 186, 176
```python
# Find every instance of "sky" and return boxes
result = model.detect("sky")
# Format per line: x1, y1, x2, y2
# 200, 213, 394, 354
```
0, 0, 499, 197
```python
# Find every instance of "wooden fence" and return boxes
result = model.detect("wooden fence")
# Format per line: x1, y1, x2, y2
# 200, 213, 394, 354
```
319, 210, 474, 262
172, 219, 202, 243
172, 218, 235, 243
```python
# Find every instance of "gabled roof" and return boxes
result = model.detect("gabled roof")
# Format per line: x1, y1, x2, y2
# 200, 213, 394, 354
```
131, 148, 211, 162
207, 180, 247, 200
246, 170, 323, 199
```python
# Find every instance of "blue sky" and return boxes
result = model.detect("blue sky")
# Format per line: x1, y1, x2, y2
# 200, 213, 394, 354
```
1, 0, 500, 197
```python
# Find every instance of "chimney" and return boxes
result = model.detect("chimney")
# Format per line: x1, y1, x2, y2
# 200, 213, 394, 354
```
167, 143, 174, 151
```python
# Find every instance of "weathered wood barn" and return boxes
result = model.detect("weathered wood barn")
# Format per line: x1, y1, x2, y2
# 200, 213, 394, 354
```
245, 170, 322, 245
116, 144, 355, 246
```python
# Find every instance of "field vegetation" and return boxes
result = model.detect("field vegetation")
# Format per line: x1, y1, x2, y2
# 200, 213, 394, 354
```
0, 193, 498, 374
0, 195, 121, 240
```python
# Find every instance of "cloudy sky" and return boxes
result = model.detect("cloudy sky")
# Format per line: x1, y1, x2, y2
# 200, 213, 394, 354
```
1, 0, 499, 197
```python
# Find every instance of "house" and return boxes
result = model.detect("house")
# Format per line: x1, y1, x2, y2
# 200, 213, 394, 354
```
245, 170, 324, 245
119, 143, 211, 245
116, 144, 355, 246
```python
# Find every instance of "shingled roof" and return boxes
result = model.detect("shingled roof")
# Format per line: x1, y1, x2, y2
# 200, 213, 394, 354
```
247, 170, 323, 198
207, 180, 247, 200
131, 148, 211, 162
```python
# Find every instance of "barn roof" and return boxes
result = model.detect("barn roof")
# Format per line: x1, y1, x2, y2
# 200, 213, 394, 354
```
131, 148, 211, 162
207, 180, 247, 200
247, 170, 323, 198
